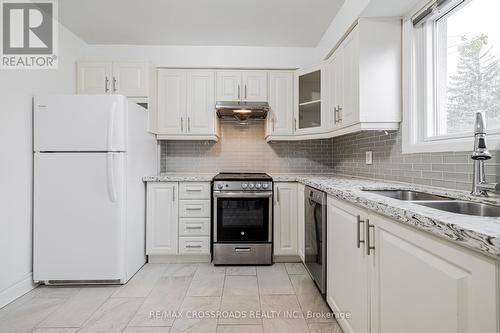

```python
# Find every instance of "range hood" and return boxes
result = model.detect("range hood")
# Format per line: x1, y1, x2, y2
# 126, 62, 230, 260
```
215, 101, 269, 121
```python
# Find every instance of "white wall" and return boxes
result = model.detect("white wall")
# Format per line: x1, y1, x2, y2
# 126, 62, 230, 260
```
82, 44, 316, 69
0, 25, 86, 308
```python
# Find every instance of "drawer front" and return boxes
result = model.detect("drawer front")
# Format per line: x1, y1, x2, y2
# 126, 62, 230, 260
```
179, 237, 210, 254
179, 182, 211, 200
179, 200, 210, 218
179, 218, 210, 236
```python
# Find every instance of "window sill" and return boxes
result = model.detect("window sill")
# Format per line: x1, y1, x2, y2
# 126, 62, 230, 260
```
402, 133, 500, 154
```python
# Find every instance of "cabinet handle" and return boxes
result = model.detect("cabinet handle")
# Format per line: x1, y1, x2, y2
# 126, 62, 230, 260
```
186, 226, 202, 230
186, 207, 202, 211
235, 247, 251, 252
105, 77, 110, 93
366, 219, 375, 255
294, 118, 297, 131
272, 117, 275, 132
356, 215, 365, 249
112, 77, 117, 93
333, 106, 338, 124
276, 188, 280, 203
188, 117, 191, 132
238, 85, 241, 100
338, 105, 343, 122
181, 118, 184, 132
244, 85, 247, 99
172, 186, 176, 202
186, 245, 202, 249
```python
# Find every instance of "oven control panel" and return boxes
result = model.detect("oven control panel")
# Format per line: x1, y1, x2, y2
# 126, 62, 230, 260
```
214, 181, 273, 191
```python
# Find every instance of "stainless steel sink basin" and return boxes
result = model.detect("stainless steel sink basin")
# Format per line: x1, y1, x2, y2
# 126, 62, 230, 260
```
416, 201, 500, 217
363, 190, 452, 201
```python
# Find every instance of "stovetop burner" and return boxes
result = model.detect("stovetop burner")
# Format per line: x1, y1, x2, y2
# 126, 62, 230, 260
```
213, 173, 272, 181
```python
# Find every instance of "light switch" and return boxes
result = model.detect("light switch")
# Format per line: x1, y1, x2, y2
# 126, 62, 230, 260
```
366, 151, 373, 165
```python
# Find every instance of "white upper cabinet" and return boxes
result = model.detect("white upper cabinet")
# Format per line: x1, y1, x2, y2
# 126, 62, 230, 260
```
157, 69, 186, 136
216, 71, 241, 101
326, 19, 401, 136
242, 71, 268, 102
112, 62, 150, 97
216, 70, 268, 102
267, 71, 294, 137
186, 71, 216, 135
294, 65, 327, 136
156, 69, 218, 140
77, 61, 149, 97
77, 62, 112, 95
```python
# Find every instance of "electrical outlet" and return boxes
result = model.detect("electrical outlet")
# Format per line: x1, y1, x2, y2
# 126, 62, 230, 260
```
366, 151, 373, 165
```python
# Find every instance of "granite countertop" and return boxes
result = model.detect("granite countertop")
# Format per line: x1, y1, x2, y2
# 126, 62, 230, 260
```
272, 174, 500, 258
143, 173, 217, 182
143, 172, 500, 258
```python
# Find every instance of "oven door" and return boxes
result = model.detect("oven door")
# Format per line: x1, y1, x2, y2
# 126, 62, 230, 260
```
214, 191, 272, 243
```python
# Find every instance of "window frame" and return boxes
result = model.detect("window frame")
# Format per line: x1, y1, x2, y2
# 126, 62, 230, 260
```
402, 0, 500, 154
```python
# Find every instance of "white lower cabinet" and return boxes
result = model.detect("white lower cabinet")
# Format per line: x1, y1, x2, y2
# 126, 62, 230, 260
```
297, 183, 305, 261
327, 198, 369, 333
146, 181, 211, 257
146, 182, 178, 255
370, 214, 498, 333
179, 237, 210, 254
327, 196, 499, 333
273, 182, 298, 256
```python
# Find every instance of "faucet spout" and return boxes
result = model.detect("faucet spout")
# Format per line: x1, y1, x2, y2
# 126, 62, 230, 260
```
471, 111, 497, 196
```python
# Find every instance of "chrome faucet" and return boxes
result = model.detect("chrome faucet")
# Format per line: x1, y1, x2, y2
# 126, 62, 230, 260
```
471, 111, 499, 196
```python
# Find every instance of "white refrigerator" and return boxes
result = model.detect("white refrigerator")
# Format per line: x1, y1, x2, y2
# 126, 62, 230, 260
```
33, 94, 157, 284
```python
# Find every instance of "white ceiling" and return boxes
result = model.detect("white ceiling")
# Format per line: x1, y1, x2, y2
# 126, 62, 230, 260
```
58, 0, 345, 47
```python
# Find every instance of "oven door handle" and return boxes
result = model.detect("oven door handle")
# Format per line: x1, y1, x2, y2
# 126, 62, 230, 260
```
213, 191, 273, 198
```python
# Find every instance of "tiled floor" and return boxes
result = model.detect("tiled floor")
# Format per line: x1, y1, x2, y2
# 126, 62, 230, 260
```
0, 263, 343, 333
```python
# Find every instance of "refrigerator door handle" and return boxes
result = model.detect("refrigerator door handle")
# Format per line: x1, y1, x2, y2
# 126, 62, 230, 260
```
107, 101, 117, 151
107, 153, 117, 202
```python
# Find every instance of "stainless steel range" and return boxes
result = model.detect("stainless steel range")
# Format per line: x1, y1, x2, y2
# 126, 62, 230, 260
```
212, 173, 273, 265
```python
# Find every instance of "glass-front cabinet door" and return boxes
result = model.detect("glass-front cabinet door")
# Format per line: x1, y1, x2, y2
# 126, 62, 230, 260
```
294, 65, 325, 135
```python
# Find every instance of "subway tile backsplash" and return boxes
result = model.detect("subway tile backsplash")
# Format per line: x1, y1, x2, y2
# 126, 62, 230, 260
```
161, 121, 335, 174
332, 131, 500, 191
160, 122, 500, 191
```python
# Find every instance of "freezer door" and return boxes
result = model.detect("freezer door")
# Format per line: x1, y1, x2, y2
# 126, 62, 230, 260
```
34, 95, 127, 152
33, 152, 126, 282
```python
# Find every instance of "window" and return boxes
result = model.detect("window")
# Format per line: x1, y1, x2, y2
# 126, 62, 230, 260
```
403, 0, 500, 153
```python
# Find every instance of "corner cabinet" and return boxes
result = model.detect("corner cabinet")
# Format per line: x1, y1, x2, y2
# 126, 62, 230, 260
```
327, 196, 499, 333
77, 61, 149, 97
155, 69, 219, 141
273, 182, 298, 257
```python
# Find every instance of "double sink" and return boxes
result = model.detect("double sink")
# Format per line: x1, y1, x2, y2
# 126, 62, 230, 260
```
363, 190, 500, 217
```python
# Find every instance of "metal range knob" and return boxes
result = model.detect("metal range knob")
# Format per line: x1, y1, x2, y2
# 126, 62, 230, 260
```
255, 183, 262, 189
248, 183, 255, 189
217, 183, 223, 190
262, 183, 269, 189
242, 183, 248, 189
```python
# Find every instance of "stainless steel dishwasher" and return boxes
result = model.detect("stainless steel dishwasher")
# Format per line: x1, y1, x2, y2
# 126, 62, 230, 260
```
304, 186, 327, 296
